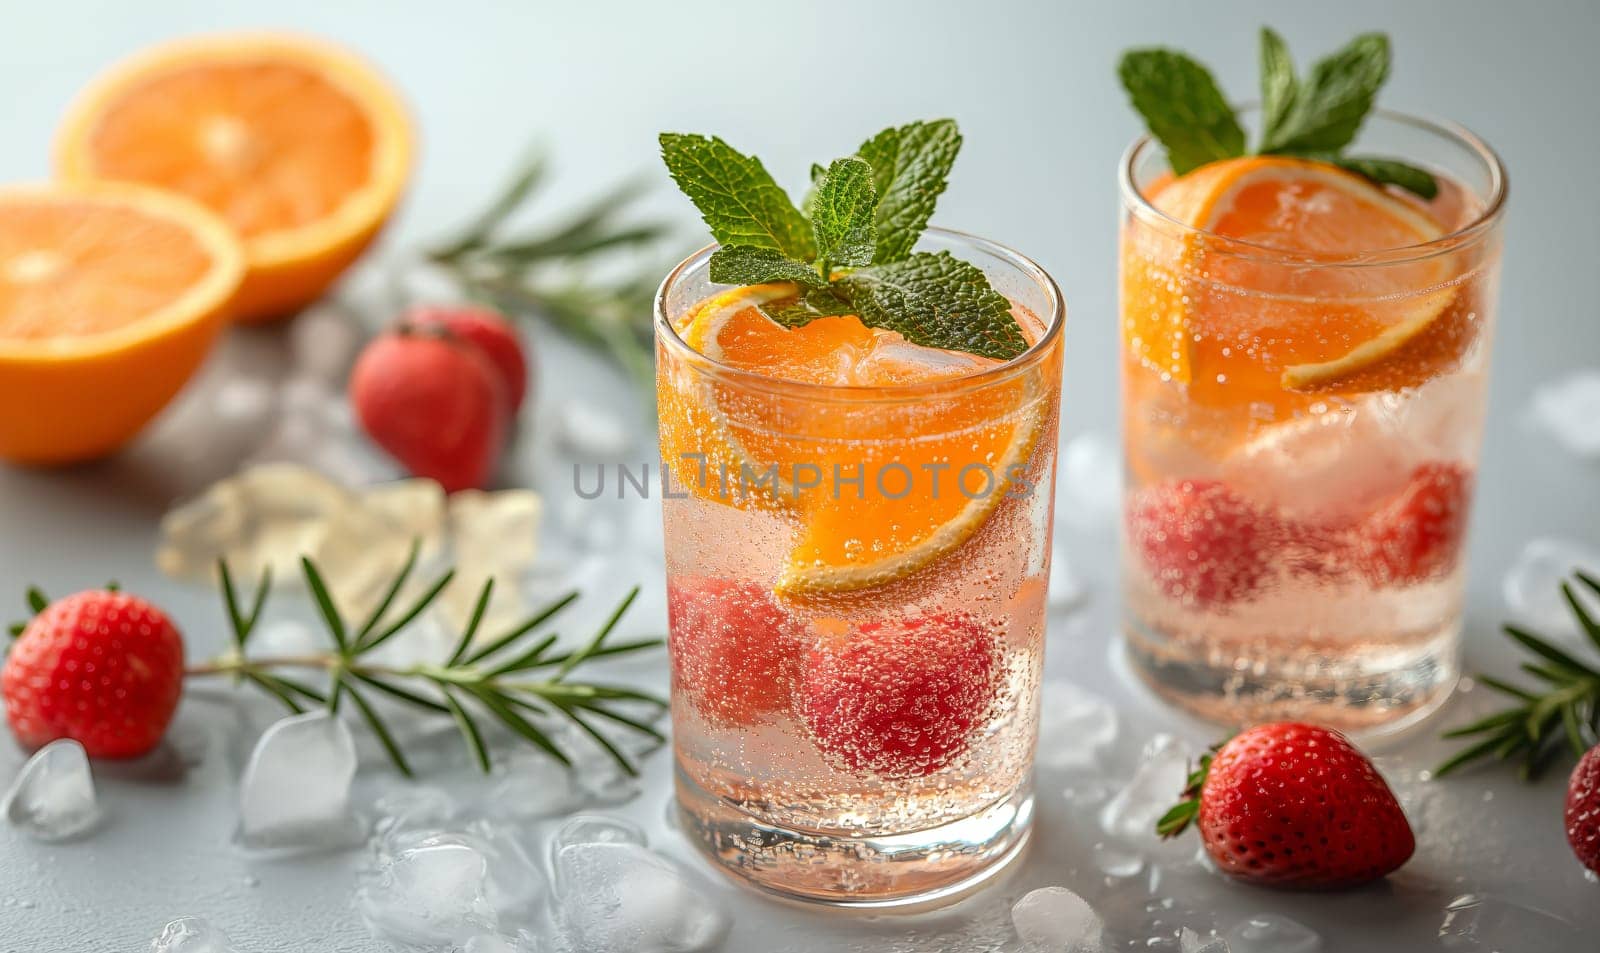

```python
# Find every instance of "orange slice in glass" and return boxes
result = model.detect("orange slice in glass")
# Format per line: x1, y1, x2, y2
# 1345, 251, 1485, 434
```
662, 284, 1044, 595
1123, 156, 1471, 407
0, 182, 245, 463
55, 32, 412, 322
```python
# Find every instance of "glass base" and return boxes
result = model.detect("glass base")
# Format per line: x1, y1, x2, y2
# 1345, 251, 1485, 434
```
1123, 615, 1461, 737
673, 766, 1034, 909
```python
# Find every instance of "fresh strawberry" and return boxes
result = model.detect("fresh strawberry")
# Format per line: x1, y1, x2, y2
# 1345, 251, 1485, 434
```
1158, 722, 1414, 888
801, 611, 998, 780
349, 326, 508, 493
1567, 744, 1600, 875
3, 590, 184, 758
1126, 479, 1278, 607
405, 305, 529, 414
1352, 462, 1471, 585
667, 578, 803, 727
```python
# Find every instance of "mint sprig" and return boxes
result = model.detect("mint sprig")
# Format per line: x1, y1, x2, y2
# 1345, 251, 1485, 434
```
659, 120, 1027, 361
1119, 28, 1438, 199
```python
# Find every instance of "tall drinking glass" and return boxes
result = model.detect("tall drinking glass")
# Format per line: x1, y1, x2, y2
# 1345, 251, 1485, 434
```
1119, 111, 1507, 733
656, 229, 1065, 905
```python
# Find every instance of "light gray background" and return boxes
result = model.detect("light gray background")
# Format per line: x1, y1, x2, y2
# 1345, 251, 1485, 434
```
1, 1, 1598, 950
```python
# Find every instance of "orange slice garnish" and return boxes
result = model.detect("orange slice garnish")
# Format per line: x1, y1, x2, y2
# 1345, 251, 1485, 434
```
0, 182, 245, 463
1123, 155, 1474, 406
659, 284, 1045, 595
55, 32, 412, 322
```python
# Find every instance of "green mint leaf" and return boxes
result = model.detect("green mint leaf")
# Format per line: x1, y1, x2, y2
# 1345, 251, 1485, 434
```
758, 286, 855, 328
1264, 33, 1389, 155
1334, 156, 1440, 200
810, 157, 878, 270
856, 119, 962, 263
832, 251, 1025, 361
659, 133, 815, 261
1258, 28, 1299, 153
800, 162, 827, 219
708, 245, 825, 287
1118, 49, 1247, 175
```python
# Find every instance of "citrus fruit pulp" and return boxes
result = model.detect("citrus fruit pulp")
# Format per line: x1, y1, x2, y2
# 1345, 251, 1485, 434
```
55, 32, 412, 322
658, 283, 1047, 596
0, 182, 245, 464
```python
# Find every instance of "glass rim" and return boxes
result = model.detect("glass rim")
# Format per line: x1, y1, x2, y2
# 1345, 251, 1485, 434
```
1117, 107, 1509, 267
653, 226, 1066, 403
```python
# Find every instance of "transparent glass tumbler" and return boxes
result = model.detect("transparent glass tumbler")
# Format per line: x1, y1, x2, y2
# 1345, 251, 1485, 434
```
1119, 111, 1507, 733
655, 229, 1065, 906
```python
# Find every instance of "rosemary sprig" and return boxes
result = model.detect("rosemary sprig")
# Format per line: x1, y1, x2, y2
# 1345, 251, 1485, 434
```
426, 147, 674, 390
1436, 570, 1600, 779
190, 542, 667, 779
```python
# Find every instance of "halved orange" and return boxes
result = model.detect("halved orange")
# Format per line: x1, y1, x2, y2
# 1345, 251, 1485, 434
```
1122, 155, 1472, 408
0, 182, 245, 464
55, 32, 412, 323
659, 285, 1046, 595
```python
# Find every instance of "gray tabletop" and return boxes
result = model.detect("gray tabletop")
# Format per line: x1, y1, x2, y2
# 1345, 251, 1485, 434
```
2, 1, 1599, 950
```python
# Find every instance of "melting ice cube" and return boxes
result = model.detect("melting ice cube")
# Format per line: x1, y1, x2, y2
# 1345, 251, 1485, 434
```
554, 399, 634, 459
548, 814, 648, 868
1527, 369, 1600, 459
357, 837, 498, 947
1036, 680, 1117, 770
1503, 538, 1600, 643
1100, 734, 1190, 843
1055, 432, 1123, 532
552, 842, 729, 953
1437, 893, 1584, 950
1224, 913, 1321, 953
1179, 927, 1231, 953
149, 917, 237, 953
1010, 886, 1104, 953
1048, 546, 1087, 611
237, 712, 361, 850
4, 739, 100, 841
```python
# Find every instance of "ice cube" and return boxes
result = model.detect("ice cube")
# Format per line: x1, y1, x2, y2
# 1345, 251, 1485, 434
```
1503, 538, 1600, 643
1055, 432, 1122, 531
462, 935, 527, 953
1036, 680, 1117, 770
155, 463, 352, 583
857, 336, 992, 384
1092, 841, 1144, 878
1100, 734, 1191, 843
357, 837, 498, 947
149, 917, 237, 952
551, 842, 729, 953
1527, 369, 1600, 459
1010, 886, 1104, 953
1048, 546, 1087, 610
1437, 893, 1583, 949
4, 740, 99, 841
488, 761, 584, 822
288, 303, 365, 385
1224, 913, 1321, 953
1179, 927, 1230, 953
150, 917, 240, 953
548, 814, 648, 868
554, 400, 634, 459
442, 490, 545, 633
237, 712, 361, 849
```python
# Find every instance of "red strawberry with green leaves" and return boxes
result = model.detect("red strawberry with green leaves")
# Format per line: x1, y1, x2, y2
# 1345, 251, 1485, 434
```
1567, 744, 1600, 875
3, 589, 184, 758
1158, 722, 1415, 888
405, 305, 529, 414
1126, 479, 1279, 607
1353, 462, 1472, 585
349, 323, 508, 493
801, 611, 998, 780
668, 577, 803, 727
